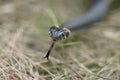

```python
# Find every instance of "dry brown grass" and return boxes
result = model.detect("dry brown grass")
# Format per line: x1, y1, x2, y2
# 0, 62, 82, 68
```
0, 0, 120, 80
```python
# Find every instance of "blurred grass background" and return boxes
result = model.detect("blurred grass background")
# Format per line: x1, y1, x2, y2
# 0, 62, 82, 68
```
0, 0, 120, 80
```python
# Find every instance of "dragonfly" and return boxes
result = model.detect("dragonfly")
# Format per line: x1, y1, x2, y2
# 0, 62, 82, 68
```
44, 9, 71, 60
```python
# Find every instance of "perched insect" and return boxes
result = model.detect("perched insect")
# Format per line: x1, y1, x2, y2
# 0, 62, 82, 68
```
44, 26, 71, 60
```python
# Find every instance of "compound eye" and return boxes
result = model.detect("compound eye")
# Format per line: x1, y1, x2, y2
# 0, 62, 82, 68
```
49, 26, 71, 41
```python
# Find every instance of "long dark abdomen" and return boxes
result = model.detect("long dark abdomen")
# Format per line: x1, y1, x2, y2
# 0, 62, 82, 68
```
61, 0, 108, 32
